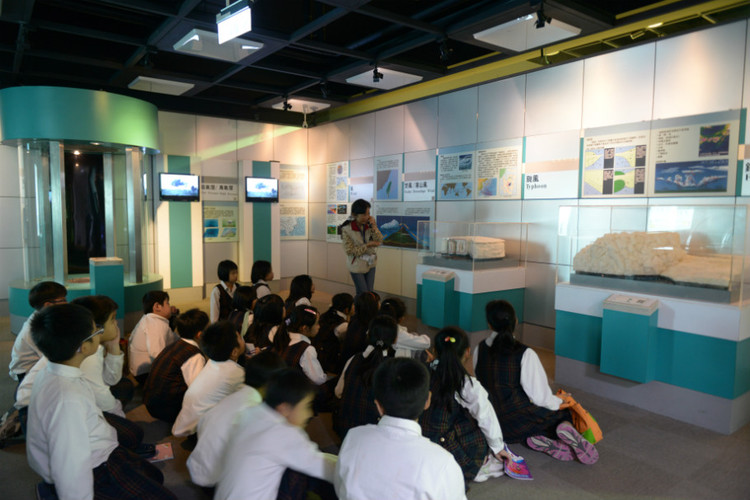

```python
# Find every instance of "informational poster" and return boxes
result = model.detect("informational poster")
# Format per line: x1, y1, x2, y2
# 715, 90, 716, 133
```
349, 183, 373, 201
403, 177, 435, 201
523, 159, 579, 199
201, 177, 239, 201
374, 202, 434, 249
326, 203, 349, 242
280, 202, 307, 240
327, 161, 349, 202
648, 110, 739, 197
582, 128, 649, 197
279, 164, 308, 201
203, 204, 239, 242
375, 154, 403, 201
437, 145, 474, 200
742, 158, 750, 196
475, 141, 522, 199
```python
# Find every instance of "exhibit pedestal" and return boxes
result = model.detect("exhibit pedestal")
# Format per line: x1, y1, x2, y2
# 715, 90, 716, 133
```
555, 282, 750, 434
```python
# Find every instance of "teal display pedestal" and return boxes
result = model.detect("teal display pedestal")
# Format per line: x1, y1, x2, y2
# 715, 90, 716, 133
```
90, 257, 125, 320
420, 269, 458, 328
600, 294, 659, 383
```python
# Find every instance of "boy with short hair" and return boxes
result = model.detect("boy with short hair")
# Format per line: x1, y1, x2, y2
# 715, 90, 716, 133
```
335, 357, 466, 500
172, 320, 246, 437
9, 281, 67, 382
143, 308, 209, 423
27, 303, 175, 500
128, 290, 179, 385
187, 350, 286, 487
210, 259, 239, 323
215, 369, 337, 500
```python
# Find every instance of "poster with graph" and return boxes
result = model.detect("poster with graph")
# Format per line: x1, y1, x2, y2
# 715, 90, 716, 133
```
582, 127, 649, 198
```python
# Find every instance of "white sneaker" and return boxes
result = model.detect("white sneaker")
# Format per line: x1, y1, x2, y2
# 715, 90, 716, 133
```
473, 454, 504, 482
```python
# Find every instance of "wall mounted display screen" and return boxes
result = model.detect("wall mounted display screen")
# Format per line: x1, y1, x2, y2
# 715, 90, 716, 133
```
159, 173, 200, 202
245, 176, 279, 202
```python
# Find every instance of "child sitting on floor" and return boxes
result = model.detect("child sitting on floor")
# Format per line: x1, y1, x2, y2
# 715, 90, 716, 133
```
339, 291, 380, 371
128, 290, 179, 385
335, 357, 465, 500
251, 259, 274, 299
270, 305, 327, 385
210, 259, 239, 323
27, 303, 175, 500
172, 320, 246, 437
227, 285, 257, 340
284, 274, 315, 313
312, 293, 353, 374
380, 297, 431, 358
187, 350, 286, 487
216, 369, 337, 500
143, 309, 209, 423
245, 293, 284, 350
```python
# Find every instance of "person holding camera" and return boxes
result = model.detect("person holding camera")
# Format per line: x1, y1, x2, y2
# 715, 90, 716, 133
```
340, 199, 383, 297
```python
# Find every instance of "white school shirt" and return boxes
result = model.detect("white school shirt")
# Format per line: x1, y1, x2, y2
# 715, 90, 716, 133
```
15, 345, 125, 417
333, 312, 348, 339
210, 281, 236, 324
254, 280, 271, 299
188, 385, 263, 486
179, 338, 206, 386
8, 311, 41, 380
215, 403, 337, 500
394, 324, 431, 358
268, 330, 327, 385
295, 297, 312, 307
128, 313, 178, 377
172, 359, 245, 437
455, 374, 505, 454
27, 362, 118, 500
335, 345, 378, 398
472, 331, 563, 411
335, 415, 466, 500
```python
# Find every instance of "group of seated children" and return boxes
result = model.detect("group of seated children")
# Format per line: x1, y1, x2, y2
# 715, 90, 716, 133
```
13, 265, 600, 500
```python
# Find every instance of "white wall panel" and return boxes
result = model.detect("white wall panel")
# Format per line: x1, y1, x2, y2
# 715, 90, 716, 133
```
373, 247, 402, 295
237, 120, 274, 162
0, 145, 20, 197
0, 198, 21, 248
436, 201, 475, 222
158, 112, 196, 156
349, 114, 375, 160
745, 23, 750, 143
307, 123, 328, 166
653, 21, 746, 120
401, 249, 418, 299
477, 76, 526, 143
326, 242, 351, 284
525, 61, 583, 136
280, 241, 308, 278
438, 88, 478, 148
404, 98, 438, 153
404, 150, 435, 173
273, 126, 307, 165
525, 130, 581, 163
583, 43, 656, 128
308, 240, 328, 280
200, 158, 238, 177
523, 262, 557, 328
375, 106, 405, 156
475, 200, 523, 223
349, 157, 374, 178
522, 199, 573, 264
0, 248, 23, 300
204, 241, 239, 282
308, 202, 327, 241
328, 120, 350, 162
308, 163, 327, 203
196, 116, 237, 162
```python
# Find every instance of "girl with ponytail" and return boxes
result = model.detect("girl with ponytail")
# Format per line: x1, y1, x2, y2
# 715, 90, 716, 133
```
333, 315, 397, 438
269, 305, 327, 385
420, 326, 510, 485
473, 300, 598, 464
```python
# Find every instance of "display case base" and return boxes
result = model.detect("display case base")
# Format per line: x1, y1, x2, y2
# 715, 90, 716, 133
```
571, 272, 734, 303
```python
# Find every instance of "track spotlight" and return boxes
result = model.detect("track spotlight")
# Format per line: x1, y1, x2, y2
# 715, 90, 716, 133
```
282, 99, 292, 111
439, 39, 453, 64
535, 9, 550, 29
373, 67, 384, 83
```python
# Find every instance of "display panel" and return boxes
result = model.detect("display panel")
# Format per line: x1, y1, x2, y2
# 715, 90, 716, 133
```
159, 173, 200, 202
245, 176, 279, 202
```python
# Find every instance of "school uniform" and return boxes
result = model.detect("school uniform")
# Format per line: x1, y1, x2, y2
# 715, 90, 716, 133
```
269, 330, 327, 385
8, 311, 41, 381
210, 281, 236, 323
254, 280, 272, 299
334, 346, 382, 437
172, 359, 244, 436
394, 325, 431, 358
27, 362, 174, 500
215, 403, 337, 500
143, 338, 205, 422
187, 385, 262, 487
335, 415, 466, 500
128, 313, 179, 378
472, 331, 567, 443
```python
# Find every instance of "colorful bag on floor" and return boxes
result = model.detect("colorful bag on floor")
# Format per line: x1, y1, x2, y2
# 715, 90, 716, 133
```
557, 390, 603, 444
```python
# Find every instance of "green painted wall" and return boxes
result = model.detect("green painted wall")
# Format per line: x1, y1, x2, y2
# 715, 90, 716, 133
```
167, 156, 193, 289
252, 161, 273, 262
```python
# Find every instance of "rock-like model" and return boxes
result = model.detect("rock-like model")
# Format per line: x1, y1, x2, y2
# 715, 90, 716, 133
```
440, 236, 505, 259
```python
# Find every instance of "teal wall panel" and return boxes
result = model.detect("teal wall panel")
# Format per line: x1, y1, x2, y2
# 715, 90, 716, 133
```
90, 261, 125, 319
555, 311, 602, 365
420, 277, 458, 328
167, 156, 193, 289
735, 338, 750, 397
252, 161, 273, 261
457, 288, 524, 331
601, 309, 658, 383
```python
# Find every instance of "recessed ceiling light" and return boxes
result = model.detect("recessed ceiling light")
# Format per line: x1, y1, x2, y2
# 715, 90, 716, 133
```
345, 68, 423, 90
648, 22, 663, 29
128, 76, 194, 96
174, 28, 263, 63
473, 14, 581, 52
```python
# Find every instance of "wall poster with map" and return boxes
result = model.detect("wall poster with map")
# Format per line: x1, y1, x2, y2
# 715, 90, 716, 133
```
582, 125, 650, 198
375, 154, 402, 201
475, 140, 522, 200
280, 202, 307, 240
374, 202, 434, 249
437, 145, 474, 200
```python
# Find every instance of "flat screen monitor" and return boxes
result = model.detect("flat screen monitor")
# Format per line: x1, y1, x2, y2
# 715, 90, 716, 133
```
245, 176, 278, 202
159, 173, 200, 202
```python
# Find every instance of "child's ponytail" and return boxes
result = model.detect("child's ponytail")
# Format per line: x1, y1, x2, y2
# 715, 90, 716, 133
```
359, 315, 398, 387
432, 326, 471, 406
273, 305, 318, 354
485, 299, 522, 355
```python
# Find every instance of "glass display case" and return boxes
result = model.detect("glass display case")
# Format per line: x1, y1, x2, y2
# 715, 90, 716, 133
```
557, 204, 749, 303
417, 221, 528, 271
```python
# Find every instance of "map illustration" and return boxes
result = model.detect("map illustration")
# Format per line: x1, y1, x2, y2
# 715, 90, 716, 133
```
583, 144, 646, 196
281, 217, 306, 237
440, 182, 472, 199
376, 169, 399, 200
477, 177, 498, 197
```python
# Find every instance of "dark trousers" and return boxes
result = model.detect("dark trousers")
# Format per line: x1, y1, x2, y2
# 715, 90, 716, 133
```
103, 412, 144, 451
277, 469, 337, 500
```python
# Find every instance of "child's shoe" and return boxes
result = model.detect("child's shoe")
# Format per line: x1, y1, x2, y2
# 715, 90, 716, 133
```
556, 422, 599, 465
473, 453, 504, 482
526, 435, 575, 461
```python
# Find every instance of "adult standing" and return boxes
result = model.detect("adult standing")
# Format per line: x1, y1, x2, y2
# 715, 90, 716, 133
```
340, 199, 383, 297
